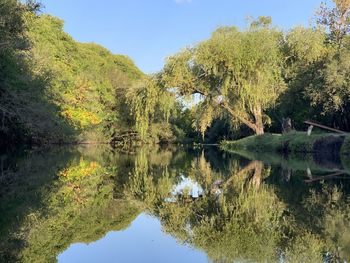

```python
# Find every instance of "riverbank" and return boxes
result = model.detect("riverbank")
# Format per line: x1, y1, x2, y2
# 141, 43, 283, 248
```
220, 132, 350, 155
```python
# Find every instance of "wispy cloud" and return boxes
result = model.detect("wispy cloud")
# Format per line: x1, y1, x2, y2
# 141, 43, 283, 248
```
174, 0, 192, 4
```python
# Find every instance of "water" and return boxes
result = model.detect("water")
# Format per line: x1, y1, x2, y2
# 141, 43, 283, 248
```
0, 145, 350, 262
58, 213, 208, 263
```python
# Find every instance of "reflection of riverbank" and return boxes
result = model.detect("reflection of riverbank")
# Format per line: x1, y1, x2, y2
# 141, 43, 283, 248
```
221, 132, 350, 158
1, 145, 350, 262
227, 147, 350, 180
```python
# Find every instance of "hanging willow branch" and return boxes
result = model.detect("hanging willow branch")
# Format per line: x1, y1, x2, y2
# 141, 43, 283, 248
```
126, 77, 177, 140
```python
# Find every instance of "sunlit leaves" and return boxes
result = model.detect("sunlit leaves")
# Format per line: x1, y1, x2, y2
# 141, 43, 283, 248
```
304, 39, 350, 116
192, 100, 216, 138
0, 0, 31, 53
286, 27, 328, 65
162, 20, 286, 135
126, 76, 177, 140
23, 14, 145, 141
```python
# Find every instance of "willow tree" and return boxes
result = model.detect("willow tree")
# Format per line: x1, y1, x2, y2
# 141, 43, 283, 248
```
162, 18, 285, 135
126, 76, 176, 140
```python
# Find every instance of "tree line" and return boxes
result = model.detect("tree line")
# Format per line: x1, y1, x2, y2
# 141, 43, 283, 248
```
160, 0, 350, 137
0, 0, 180, 149
1, 0, 350, 148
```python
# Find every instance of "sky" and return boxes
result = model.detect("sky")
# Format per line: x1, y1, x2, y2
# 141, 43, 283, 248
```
40, 0, 327, 73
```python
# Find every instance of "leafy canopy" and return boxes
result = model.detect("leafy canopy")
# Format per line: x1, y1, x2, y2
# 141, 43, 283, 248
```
162, 18, 286, 135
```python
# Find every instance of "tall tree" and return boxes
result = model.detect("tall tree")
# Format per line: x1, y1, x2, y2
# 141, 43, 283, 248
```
318, 0, 350, 46
304, 0, 350, 130
270, 27, 330, 130
162, 18, 285, 135
305, 40, 350, 130
126, 75, 176, 140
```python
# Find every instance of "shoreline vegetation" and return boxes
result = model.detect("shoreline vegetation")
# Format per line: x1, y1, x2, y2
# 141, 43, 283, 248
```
220, 132, 350, 156
220, 132, 350, 177
1, 0, 350, 153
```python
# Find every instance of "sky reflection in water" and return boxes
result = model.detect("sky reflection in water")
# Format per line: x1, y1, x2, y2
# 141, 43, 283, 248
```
58, 213, 208, 263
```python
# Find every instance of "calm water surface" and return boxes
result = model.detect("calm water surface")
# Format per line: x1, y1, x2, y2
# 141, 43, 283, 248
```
1, 145, 350, 262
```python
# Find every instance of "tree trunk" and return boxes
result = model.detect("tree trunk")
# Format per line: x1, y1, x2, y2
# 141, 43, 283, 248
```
220, 102, 265, 135
220, 102, 263, 135
253, 105, 264, 135
255, 124, 264, 135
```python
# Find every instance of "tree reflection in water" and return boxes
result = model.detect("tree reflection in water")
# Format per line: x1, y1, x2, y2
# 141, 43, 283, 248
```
123, 147, 350, 262
0, 146, 350, 262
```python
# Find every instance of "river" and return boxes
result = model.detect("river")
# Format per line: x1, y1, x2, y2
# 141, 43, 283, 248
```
0, 145, 349, 262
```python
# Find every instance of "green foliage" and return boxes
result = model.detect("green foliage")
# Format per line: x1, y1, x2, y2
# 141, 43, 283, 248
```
19, 12, 181, 145
192, 100, 216, 139
0, 0, 40, 54
0, 1, 76, 147
26, 14, 146, 141
220, 132, 345, 154
273, 7, 350, 133
2, 0, 350, 148
149, 122, 176, 144
1, 6, 179, 147
162, 19, 286, 136
306, 43, 350, 114
0, 3, 147, 147
285, 27, 328, 65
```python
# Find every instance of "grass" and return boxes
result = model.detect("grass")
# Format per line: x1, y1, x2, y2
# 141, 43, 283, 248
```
220, 131, 347, 154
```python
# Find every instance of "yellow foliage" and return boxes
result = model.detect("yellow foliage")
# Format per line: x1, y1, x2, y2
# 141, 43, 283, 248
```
61, 108, 101, 129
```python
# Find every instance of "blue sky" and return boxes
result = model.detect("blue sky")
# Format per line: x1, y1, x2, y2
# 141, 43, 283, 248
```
40, 0, 327, 73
